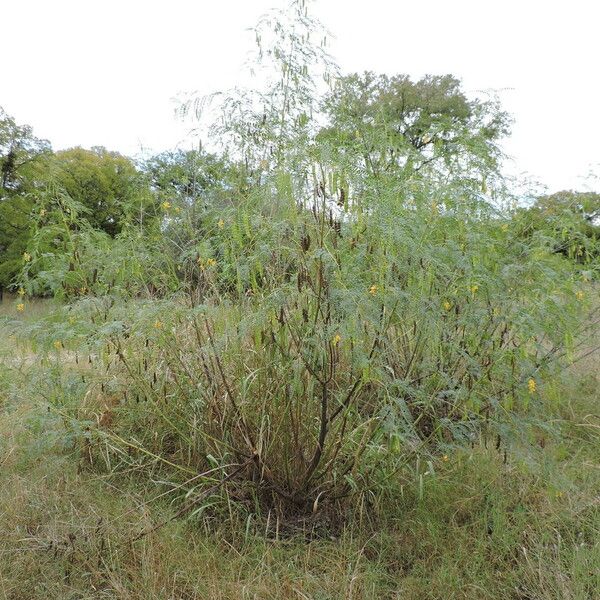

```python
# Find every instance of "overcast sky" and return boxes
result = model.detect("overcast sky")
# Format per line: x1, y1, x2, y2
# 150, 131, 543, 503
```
2, 0, 598, 192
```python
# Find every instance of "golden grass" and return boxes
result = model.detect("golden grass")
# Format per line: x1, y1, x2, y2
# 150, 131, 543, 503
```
0, 299, 598, 599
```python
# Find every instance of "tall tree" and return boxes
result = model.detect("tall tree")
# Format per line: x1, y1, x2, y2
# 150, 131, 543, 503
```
50, 146, 147, 236
320, 73, 510, 191
0, 106, 51, 193
0, 108, 51, 289
518, 190, 600, 262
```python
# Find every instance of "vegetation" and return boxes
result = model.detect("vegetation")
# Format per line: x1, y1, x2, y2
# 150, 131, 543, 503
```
1, 1, 598, 597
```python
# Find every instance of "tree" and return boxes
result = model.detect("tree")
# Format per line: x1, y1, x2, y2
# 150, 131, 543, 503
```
0, 108, 51, 290
142, 149, 237, 208
518, 190, 600, 263
0, 106, 51, 193
534, 190, 600, 226
319, 73, 510, 192
50, 147, 147, 237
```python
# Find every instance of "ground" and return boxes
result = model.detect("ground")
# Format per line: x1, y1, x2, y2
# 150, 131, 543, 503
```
0, 295, 598, 599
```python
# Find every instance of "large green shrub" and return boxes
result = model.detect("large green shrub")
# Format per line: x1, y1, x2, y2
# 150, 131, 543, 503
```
18, 0, 595, 525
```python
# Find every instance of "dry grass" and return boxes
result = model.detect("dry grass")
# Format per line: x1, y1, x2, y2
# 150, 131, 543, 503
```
0, 299, 598, 599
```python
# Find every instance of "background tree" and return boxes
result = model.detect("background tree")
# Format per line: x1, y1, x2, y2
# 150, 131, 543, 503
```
517, 189, 600, 263
0, 107, 51, 290
142, 149, 240, 209
319, 73, 511, 198
0, 106, 51, 193
50, 147, 149, 236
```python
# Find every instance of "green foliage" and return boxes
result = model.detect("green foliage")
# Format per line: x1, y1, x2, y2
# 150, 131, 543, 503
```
1, 2, 599, 595
516, 190, 600, 266
46, 169, 589, 520
0, 106, 51, 193
0, 107, 51, 288
320, 72, 510, 196
50, 146, 151, 236
0, 109, 160, 291
8, 0, 598, 532
142, 149, 238, 206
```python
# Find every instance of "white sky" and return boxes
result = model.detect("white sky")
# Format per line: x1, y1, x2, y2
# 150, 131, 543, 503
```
2, 0, 599, 192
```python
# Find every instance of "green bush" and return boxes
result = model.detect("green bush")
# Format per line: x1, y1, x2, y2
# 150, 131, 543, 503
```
17, 0, 596, 525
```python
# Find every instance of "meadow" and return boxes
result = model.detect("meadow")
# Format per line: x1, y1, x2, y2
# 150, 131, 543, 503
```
0, 292, 598, 599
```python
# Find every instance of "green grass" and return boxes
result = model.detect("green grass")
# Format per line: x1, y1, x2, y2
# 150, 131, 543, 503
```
0, 300, 598, 599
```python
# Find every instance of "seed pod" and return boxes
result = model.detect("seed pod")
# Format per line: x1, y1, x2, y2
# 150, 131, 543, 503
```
301, 233, 310, 252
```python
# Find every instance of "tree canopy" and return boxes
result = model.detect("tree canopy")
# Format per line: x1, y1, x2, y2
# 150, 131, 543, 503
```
50, 147, 146, 236
320, 73, 511, 192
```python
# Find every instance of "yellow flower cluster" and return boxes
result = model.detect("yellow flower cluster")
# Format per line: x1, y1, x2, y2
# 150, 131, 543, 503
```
369, 285, 378, 296
53, 340, 62, 350
527, 378, 537, 394
23, 252, 31, 262
198, 257, 217, 269
332, 334, 341, 345
16, 303, 25, 312
443, 300, 452, 311
575, 290, 584, 301
161, 201, 172, 211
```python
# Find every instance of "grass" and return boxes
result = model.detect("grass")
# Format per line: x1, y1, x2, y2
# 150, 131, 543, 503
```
0, 297, 598, 599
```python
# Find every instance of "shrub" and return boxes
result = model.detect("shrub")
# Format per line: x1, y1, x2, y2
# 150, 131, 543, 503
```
19, 0, 596, 526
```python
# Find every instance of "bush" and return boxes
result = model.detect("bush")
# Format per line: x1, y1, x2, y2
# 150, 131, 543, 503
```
18, 0, 596, 526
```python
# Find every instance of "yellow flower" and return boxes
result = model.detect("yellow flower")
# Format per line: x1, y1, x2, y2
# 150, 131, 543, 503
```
16, 303, 25, 312
575, 290, 584, 301
217, 219, 225, 229
527, 378, 537, 394
470, 284, 479, 295
40, 208, 47, 217
22, 252, 31, 262
174, 206, 181, 214
17, 287, 26, 297
79, 286, 87, 295
443, 300, 452, 311
555, 491, 564, 499
332, 334, 341, 345
442, 455, 449, 462
153, 320, 163, 330
369, 285, 378, 296
501, 224, 509, 232
206, 258, 217, 267
68, 316, 76, 325
161, 201, 171, 211
53, 340, 62, 350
